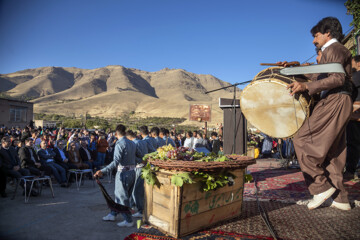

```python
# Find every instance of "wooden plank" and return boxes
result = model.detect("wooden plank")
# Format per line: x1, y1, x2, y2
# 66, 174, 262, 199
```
152, 191, 171, 209
152, 202, 171, 222
179, 200, 243, 237
152, 183, 173, 197
180, 187, 244, 219
144, 182, 153, 221
148, 215, 170, 233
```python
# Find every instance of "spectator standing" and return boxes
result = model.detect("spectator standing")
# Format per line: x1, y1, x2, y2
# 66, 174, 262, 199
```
151, 127, 166, 148
97, 133, 109, 166
210, 132, 221, 154
183, 131, 195, 150
344, 55, 360, 179
139, 126, 156, 153
88, 133, 98, 161
160, 128, 176, 147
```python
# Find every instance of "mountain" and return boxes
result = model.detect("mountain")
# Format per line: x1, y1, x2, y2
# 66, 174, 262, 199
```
0, 65, 241, 125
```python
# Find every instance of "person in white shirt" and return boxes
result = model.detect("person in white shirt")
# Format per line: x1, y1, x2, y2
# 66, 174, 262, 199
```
183, 131, 195, 150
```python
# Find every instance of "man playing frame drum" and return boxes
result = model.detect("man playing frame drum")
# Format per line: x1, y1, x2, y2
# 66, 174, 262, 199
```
282, 17, 353, 210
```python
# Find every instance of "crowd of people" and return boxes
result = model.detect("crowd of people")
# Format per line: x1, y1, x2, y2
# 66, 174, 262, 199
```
0, 123, 224, 226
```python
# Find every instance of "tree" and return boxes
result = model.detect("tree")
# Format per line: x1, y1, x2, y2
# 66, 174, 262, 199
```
345, 0, 360, 30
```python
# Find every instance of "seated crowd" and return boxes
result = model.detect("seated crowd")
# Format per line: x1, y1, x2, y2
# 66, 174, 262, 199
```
0, 125, 224, 200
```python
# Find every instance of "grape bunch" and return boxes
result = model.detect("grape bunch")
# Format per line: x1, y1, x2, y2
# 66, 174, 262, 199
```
157, 144, 175, 160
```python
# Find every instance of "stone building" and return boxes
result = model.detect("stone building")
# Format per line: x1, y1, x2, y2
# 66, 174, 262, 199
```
0, 98, 33, 128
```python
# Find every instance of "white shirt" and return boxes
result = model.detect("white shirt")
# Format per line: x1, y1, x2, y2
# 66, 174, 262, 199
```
321, 38, 338, 52
184, 137, 195, 149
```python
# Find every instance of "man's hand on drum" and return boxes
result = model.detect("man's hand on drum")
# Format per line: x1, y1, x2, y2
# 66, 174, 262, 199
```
287, 82, 308, 95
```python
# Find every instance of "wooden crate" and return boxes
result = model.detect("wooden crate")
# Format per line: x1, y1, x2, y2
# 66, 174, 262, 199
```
144, 168, 245, 238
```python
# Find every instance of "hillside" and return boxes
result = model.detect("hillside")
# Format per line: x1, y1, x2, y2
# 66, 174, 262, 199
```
0, 65, 241, 125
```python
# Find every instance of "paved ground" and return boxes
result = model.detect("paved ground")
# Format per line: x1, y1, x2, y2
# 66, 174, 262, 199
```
0, 179, 136, 240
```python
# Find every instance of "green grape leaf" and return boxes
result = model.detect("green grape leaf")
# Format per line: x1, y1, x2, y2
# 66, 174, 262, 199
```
171, 175, 184, 187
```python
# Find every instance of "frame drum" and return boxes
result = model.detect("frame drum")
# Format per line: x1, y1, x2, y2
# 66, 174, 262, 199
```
240, 67, 311, 138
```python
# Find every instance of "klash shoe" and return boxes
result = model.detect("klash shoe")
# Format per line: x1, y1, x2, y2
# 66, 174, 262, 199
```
102, 213, 116, 221
307, 187, 336, 210
117, 220, 134, 227
132, 212, 143, 218
330, 201, 351, 211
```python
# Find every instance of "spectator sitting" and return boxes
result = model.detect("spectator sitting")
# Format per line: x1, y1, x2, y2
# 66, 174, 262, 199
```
183, 131, 195, 150
67, 133, 80, 151
38, 140, 68, 187
19, 138, 52, 177
97, 133, 109, 166
79, 140, 99, 170
0, 136, 35, 195
151, 127, 166, 148
68, 142, 89, 169
53, 140, 78, 171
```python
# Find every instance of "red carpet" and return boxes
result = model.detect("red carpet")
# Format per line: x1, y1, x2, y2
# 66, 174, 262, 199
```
244, 159, 360, 203
125, 159, 360, 239
125, 230, 277, 240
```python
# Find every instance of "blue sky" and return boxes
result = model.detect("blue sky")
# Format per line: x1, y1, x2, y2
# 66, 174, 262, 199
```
0, 0, 353, 86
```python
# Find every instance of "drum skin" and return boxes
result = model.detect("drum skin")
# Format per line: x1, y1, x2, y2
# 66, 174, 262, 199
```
240, 67, 310, 138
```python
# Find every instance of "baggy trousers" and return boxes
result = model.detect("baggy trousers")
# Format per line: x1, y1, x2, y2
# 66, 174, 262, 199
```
293, 93, 352, 203
111, 169, 135, 222
131, 167, 144, 214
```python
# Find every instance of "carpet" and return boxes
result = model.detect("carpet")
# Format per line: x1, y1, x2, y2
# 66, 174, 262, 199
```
244, 159, 360, 203
126, 159, 360, 240
125, 229, 278, 240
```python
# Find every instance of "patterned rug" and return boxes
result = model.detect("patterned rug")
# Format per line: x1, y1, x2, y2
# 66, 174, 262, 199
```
126, 159, 360, 240
244, 159, 360, 203
125, 229, 278, 240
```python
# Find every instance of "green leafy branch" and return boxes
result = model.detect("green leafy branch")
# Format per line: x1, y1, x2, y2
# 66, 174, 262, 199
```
141, 163, 160, 188
171, 172, 195, 187
193, 170, 236, 192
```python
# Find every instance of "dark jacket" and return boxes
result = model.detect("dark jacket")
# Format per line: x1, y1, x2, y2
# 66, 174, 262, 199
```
18, 146, 40, 169
307, 42, 352, 96
53, 147, 69, 164
0, 146, 21, 170
79, 147, 92, 162
211, 139, 221, 154
37, 148, 57, 165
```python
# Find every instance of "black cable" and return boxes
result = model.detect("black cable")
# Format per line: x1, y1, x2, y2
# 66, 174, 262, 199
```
254, 176, 278, 240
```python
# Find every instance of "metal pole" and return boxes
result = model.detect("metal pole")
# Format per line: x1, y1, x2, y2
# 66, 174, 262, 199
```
233, 85, 236, 154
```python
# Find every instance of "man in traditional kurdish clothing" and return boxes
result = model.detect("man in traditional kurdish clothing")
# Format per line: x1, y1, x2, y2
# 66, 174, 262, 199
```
285, 17, 353, 211
126, 130, 148, 218
94, 124, 136, 227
